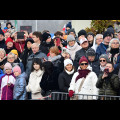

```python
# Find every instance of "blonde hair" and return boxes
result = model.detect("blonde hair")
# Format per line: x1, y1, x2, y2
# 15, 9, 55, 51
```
49, 46, 60, 55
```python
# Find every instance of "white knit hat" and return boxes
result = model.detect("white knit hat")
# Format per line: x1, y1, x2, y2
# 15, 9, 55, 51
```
64, 59, 73, 67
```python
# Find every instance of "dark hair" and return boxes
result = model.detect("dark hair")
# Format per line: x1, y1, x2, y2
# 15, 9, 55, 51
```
54, 31, 63, 37
32, 31, 42, 41
42, 61, 54, 75
106, 62, 114, 68
6, 22, 13, 28
31, 58, 43, 72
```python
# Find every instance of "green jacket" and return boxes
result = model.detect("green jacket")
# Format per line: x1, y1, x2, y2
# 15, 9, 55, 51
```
96, 73, 120, 96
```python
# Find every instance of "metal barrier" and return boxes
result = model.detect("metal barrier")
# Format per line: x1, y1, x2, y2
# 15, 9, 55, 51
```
50, 92, 120, 100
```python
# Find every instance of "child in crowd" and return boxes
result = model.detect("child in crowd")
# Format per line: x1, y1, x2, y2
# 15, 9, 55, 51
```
13, 65, 27, 100
0, 62, 16, 100
26, 58, 44, 100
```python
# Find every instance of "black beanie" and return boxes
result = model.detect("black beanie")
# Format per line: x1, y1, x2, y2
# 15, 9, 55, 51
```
103, 31, 112, 39
42, 32, 51, 42
78, 29, 87, 38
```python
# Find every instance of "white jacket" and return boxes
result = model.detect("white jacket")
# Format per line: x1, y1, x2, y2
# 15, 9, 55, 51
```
68, 70, 98, 100
26, 69, 44, 94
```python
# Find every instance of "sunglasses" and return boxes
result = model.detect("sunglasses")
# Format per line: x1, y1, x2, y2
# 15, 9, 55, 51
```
100, 60, 106, 62
80, 63, 88, 66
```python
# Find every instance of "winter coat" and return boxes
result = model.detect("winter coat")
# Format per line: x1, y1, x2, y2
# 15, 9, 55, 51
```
25, 50, 48, 78
20, 48, 33, 71
96, 42, 108, 58
69, 68, 98, 100
67, 42, 81, 61
73, 47, 89, 70
13, 72, 27, 100
0, 73, 16, 100
40, 40, 54, 55
58, 69, 75, 92
0, 39, 6, 49
40, 66, 60, 92
88, 56, 100, 77
96, 72, 120, 95
0, 69, 4, 79
48, 55, 61, 68
26, 69, 44, 94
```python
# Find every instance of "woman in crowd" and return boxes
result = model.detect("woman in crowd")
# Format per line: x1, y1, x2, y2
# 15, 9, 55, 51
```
26, 58, 44, 100
96, 62, 120, 100
58, 59, 76, 100
68, 56, 98, 100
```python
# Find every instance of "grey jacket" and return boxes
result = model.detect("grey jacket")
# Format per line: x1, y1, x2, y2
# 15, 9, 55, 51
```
13, 72, 27, 100
25, 50, 48, 77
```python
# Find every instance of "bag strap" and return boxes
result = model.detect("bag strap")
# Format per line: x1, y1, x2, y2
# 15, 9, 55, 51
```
78, 72, 91, 92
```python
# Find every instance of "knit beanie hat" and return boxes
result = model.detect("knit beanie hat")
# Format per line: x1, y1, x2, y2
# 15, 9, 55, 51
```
67, 28, 76, 35
86, 48, 96, 56
42, 32, 51, 42
103, 31, 112, 39
66, 22, 72, 29
5, 37, 13, 45
78, 29, 87, 38
4, 62, 12, 70
11, 49, 18, 57
99, 54, 110, 62
64, 59, 73, 67
79, 56, 88, 65
13, 65, 21, 74
67, 35, 75, 43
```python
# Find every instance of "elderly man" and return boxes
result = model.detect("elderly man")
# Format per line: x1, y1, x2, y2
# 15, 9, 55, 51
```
25, 43, 48, 80
96, 31, 112, 58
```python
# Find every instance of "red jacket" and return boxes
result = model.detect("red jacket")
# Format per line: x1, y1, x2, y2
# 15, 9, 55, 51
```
14, 41, 25, 53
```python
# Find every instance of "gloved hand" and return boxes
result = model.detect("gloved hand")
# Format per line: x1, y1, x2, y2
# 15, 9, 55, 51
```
69, 90, 74, 97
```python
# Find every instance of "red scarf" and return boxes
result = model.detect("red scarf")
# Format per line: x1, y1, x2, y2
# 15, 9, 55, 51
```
75, 69, 91, 83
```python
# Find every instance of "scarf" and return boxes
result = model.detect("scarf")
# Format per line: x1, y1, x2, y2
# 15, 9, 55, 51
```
75, 69, 91, 82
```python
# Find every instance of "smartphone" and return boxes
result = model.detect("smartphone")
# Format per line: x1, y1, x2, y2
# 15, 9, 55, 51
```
104, 68, 109, 75
55, 37, 61, 46
17, 32, 25, 39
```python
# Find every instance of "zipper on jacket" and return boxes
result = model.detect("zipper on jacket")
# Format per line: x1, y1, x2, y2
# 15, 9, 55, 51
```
6, 75, 9, 100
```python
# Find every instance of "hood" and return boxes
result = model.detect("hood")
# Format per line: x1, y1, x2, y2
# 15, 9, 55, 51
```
77, 65, 92, 71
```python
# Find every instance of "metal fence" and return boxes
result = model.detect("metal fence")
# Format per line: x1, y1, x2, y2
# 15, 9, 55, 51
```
31, 92, 120, 100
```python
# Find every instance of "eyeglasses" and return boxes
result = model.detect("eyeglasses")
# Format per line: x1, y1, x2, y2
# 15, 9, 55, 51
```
80, 63, 88, 66
111, 42, 119, 44
100, 60, 106, 62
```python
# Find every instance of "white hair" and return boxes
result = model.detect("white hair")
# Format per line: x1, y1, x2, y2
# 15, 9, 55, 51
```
7, 52, 15, 59
0, 48, 6, 56
31, 43, 40, 48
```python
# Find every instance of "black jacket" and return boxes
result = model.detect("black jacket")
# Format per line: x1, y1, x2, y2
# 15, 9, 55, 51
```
40, 66, 60, 92
40, 40, 54, 55
58, 69, 75, 92
0, 39, 6, 49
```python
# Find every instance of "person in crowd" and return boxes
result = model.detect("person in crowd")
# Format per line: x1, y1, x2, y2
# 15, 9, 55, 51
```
48, 46, 61, 68
87, 32, 94, 48
7, 52, 24, 73
92, 34, 103, 51
0, 48, 7, 70
67, 28, 77, 41
66, 35, 81, 61
96, 62, 120, 100
40, 32, 54, 55
61, 30, 67, 41
40, 61, 60, 98
77, 29, 87, 45
4, 32, 11, 41
25, 43, 47, 81
13, 65, 27, 100
4, 37, 18, 56
86, 48, 100, 77
106, 38, 120, 65
58, 59, 76, 100
99, 54, 110, 75
74, 38, 90, 70
20, 38, 34, 70
68, 56, 98, 100
66, 22, 72, 34
0, 29, 6, 49
0, 62, 16, 100
96, 31, 112, 58
5, 22, 16, 35
26, 58, 44, 100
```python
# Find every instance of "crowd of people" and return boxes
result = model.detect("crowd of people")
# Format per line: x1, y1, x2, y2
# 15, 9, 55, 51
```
0, 21, 120, 100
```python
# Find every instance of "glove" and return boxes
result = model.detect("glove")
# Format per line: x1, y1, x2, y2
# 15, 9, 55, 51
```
69, 90, 74, 97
